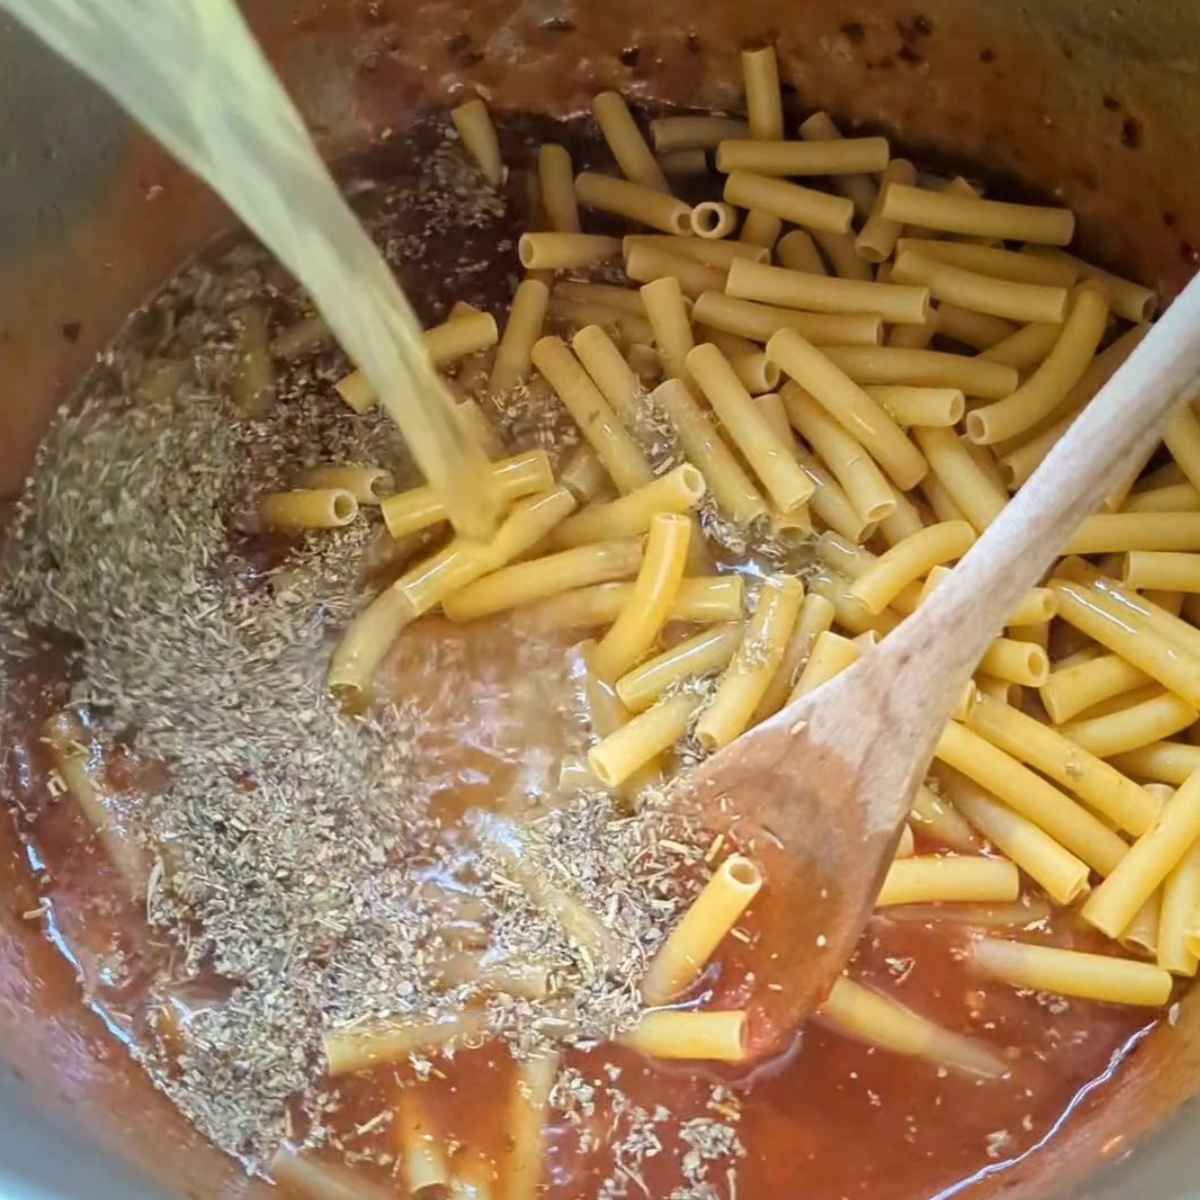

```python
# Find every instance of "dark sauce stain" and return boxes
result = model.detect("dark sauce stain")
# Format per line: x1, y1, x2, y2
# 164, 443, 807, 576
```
979, 47, 996, 63
897, 43, 923, 66
60, 321, 82, 343
839, 21, 867, 45
1122, 117, 1144, 150
1102, 94, 1122, 112
685, 32, 703, 55
618, 45, 641, 68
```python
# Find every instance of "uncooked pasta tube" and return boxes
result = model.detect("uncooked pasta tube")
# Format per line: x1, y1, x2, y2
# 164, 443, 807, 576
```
593, 91, 670, 192
694, 577, 804, 749
642, 856, 763, 1003
724, 171, 854, 235
880, 183, 1075, 244
856, 159, 917, 263
451, 98, 503, 186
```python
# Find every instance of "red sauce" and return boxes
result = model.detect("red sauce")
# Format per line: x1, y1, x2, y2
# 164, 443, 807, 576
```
1, 614, 1158, 1200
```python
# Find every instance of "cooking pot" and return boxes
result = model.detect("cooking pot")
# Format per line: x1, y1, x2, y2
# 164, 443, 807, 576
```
2, 1, 1199, 1196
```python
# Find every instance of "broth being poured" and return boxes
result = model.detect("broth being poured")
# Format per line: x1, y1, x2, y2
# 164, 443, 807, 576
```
0, 24, 1190, 1200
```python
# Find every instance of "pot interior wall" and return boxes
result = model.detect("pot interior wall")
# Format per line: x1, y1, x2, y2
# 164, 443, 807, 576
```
1, 1, 1199, 1196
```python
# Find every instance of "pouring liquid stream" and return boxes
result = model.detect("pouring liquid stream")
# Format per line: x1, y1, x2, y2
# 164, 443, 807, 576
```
1, 0, 502, 541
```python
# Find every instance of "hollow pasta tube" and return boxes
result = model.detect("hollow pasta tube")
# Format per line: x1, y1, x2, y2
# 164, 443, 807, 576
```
490, 279, 550, 392
848, 521, 974, 614
1049, 578, 1200, 708
687, 344, 815, 512
880, 183, 1075, 244
935, 721, 1129, 875
767, 331, 927, 490
620, 1011, 748, 1062
798, 111, 878, 217
969, 938, 1170, 1007
856, 161, 919, 263
817, 978, 1007, 1078
324, 1012, 488, 1076
615, 624, 745, 713
519, 233, 621, 271
752, 593, 837, 721
876, 855, 1020, 907
820, 346, 1017, 399
1040, 654, 1153, 726
381, 451, 554, 542
1112, 743, 1200, 787
553, 465, 707, 549
691, 292, 882, 347
724, 172, 854, 236
690, 201, 739, 239
523, 576, 743, 630
978, 322, 1063, 371
965, 693, 1160, 837
230, 305, 274, 417
1124, 552, 1200, 593
966, 284, 1109, 445
505, 1052, 560, 1200
575, 171, 691, 234
260, 489, 357, 530
625, 234, 769, 269
625, 243, 727, 299
1158, 829, 1200, 976
727, 258, 929, 325
538, 144, 580, 232
1023, 247, 1157, 322
694, 577, 804, 750
717, 137, 889, 177
451, 98, 502, 186
654, 379, 768, 524
781, 386, 896, 524
865, 385, 965, 429
592, 91, 670, 192
775, 229, 827, 275
650, 115, 750, 152
642, 856, 764, 1004
892, 250, 1068, 325
442, 540, 642, 622
395, 1086, 450, 1196
271, 1149, 397, 1200
588, 694, 701, 787
641, 276, 695, 381
977, 638, 1050, 687
1060, 692, 1199, 759
590, 513, 691, 680
789, 630, 861, 701
330, 488, 576, 702
895, 238, 1078, 288
912, 427, 1007, 533
297, 466, 394, 505
533, 337, 653, 493
938, 768, 1090, 904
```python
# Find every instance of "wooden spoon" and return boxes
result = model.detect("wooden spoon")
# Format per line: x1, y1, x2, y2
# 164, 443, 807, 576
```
684, 276, 1200, 1060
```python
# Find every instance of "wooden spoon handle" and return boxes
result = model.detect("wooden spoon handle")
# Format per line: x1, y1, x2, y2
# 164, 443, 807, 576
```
868, 273, 1200, 720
